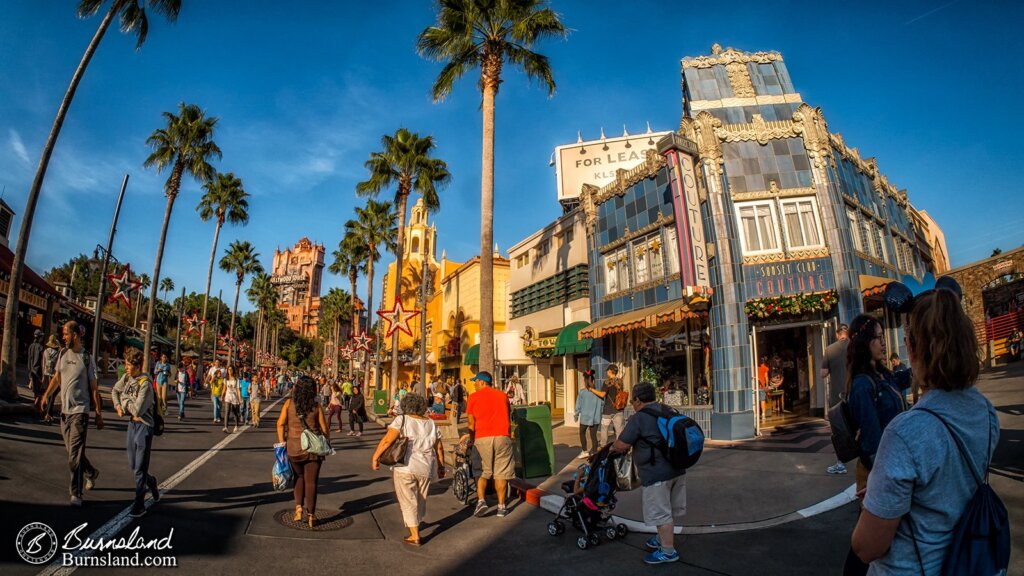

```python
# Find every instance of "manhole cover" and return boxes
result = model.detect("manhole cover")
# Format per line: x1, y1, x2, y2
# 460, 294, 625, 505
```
273, 509, 354, 532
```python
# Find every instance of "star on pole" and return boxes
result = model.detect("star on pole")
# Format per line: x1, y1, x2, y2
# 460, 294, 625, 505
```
106, 264, 142, 307
352, 331, 374, 352
376, 298, 420, 339
183, 311, 206, 337
340, 345, 354, 360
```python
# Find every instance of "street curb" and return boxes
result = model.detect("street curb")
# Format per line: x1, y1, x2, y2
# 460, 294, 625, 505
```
516, 476, 857, 535
0, 398, 37, 417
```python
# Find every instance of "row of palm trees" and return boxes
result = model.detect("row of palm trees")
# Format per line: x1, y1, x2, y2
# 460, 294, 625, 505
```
0, 0, 566, 400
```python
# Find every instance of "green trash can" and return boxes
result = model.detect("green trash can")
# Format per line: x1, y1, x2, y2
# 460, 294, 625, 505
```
372, 390, 390, 416
512, 404, 554, 479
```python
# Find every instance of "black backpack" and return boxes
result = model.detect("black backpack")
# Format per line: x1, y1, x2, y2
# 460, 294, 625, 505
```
828, 376, 881, 463
640, 405, 704, 471
909, 408, 1009, 576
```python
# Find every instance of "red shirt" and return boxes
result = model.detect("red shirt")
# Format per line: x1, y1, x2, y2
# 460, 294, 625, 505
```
467, 385, 511, 439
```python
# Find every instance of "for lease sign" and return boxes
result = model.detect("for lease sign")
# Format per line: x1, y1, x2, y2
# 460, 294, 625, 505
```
555, 131, 672, 202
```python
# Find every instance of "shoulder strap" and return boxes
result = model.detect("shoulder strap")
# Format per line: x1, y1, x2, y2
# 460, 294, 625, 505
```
915, 407, 986, 487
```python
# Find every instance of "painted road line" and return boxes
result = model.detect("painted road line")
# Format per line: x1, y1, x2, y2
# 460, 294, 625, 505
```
37, 397, 284, 576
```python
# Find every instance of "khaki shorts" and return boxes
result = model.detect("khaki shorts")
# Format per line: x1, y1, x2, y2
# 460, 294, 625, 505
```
642, 475, 686, 527
475, 435, 515, 480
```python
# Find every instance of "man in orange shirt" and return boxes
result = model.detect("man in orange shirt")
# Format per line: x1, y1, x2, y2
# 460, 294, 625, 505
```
465, 371, 514, 518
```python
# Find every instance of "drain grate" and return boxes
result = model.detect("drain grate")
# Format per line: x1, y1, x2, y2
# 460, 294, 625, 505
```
273, 509, 354, 532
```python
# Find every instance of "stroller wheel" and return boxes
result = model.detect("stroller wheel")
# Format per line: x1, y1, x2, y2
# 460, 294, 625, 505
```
547, 522, 561, 537
605, 526, 618, 541
616, 523, 628, 537
588, 534, 601, 547
576, 536, 589, 550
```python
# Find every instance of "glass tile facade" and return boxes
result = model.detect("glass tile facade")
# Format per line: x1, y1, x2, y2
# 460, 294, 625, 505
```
722, 138, 814, 193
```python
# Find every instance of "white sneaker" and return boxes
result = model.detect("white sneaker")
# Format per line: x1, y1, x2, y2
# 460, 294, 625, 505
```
70, 495, 82, 507
347, 431, 355, 436
233, 426, 239, 433
355, 432, 362, 437
577, 450, 590, 459
827, 463, 848, 475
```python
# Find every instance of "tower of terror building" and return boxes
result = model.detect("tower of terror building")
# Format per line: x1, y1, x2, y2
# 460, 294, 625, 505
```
271, 237, 325, 338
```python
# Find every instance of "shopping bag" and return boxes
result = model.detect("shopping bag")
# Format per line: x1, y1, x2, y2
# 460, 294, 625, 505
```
272, 442, 293, 491
615, 451, 641, 491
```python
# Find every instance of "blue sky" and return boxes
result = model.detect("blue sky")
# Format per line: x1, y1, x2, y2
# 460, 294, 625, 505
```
1, 0, 1021, 313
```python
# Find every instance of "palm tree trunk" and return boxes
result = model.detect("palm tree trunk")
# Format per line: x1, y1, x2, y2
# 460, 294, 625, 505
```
478, 81, 497, 373
229, 279, 241, 367
389, 192, 409, 398
349, 272, 360, 336
365, 254, 375, 391
133, 291, 143, 327
196, 220, 222, 390
143, 163, 184, 372
333, 315, 340, 377
0, 3, 119, 399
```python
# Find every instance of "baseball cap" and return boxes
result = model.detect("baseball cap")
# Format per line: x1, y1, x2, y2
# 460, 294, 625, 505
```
470, 371, 493, 383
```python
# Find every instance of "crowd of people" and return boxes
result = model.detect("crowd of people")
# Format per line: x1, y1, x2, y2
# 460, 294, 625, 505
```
28, 280, 1007, 571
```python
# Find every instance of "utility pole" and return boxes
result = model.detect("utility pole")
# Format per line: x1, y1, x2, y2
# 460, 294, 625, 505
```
173, 285, 184, 366
92, 174, 128, 367
419, 255, 428, 391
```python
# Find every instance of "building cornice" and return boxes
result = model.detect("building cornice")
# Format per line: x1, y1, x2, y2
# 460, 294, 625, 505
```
681, 44, 783, 70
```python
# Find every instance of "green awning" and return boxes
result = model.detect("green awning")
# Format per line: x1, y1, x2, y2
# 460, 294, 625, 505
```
553, 321, 593, 356
463, 344, 479, 366
125, 337, 144, 349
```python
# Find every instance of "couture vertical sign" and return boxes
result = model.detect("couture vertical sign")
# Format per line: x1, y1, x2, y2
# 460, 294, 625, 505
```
664, 136, 710, 295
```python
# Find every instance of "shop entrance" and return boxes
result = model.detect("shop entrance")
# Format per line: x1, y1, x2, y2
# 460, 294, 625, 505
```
752, 321, 822, 430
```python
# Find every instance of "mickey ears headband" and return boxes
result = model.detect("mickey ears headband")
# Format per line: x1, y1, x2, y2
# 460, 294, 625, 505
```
883, 273, 963, 314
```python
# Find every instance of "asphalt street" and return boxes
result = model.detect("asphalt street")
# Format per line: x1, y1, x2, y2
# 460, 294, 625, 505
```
1, 363, 1020, 575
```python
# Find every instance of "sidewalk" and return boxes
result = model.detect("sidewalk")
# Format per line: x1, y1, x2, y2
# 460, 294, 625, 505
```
368, 410, 855, 535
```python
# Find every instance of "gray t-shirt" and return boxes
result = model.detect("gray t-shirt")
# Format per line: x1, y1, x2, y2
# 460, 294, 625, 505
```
618, 403, 684, 487
863, 387, 999, 576
58, 349, 97, 415
823, 339, 848, 406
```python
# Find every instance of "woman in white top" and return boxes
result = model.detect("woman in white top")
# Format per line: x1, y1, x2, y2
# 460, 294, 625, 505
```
222, 366, 243, 433
372, 393, 445, 546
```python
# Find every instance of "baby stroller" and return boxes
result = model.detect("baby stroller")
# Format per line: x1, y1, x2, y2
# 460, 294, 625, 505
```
546, 443, 628, 550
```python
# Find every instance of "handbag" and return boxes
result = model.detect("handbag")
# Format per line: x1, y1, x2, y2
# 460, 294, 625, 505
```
615, 450, 641, 491
298, 409, 331, 456
378, 415, 409, 466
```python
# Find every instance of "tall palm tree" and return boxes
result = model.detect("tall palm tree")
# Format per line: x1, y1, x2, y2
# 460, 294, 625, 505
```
134, 273, 151, 328
196, 171, 249, 377
317, 288, 352, 376
219, 240, 263, 365
418, 0, 566, 372
356, 129, 450, 394
142, 102, 221, 370
246, 271, 276, 361
345, 199, 398, 390
159, 277, 174, 301
330, 241, 367, 336
0, 0, 182, 399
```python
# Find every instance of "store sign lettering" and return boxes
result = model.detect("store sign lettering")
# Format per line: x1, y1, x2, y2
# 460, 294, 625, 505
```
667, 147, 710, 291
555, 132, 672, 201
524, 336, 557, 351
742, 257, 836, 300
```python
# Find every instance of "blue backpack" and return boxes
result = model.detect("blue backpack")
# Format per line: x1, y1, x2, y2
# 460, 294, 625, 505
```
910, 408, 1009, 576
640, 406, 704, 470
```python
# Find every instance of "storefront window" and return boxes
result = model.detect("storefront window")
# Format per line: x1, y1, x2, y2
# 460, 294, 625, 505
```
846, 207, 861, 252
604, 252, 618, 294
736, 201, 780, 255
617, 248, 631, 291
874, 225, 888, 263
634, 240, 649, 284
780, 197, 823, 249
649, 232, 665, 279
664, 228, 680, 274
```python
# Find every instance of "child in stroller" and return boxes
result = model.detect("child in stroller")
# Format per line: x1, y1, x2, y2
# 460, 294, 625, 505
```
547, 443, 628, 550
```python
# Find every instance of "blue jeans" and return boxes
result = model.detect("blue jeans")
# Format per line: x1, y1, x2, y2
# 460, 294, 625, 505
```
127, 421, 156, 510
212, 395, 222, 421
177, 391, 186, 418
240, 397, 250, 423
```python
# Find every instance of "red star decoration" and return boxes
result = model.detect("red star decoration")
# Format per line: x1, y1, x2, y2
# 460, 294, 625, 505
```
340, 345, 353, 360
183, 311, 206, 336
376, 298, 420, 338
351, 331, 374, 352
106, 264, 142, 307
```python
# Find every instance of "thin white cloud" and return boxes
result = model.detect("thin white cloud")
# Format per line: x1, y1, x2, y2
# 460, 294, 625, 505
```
8, 129, 29, 164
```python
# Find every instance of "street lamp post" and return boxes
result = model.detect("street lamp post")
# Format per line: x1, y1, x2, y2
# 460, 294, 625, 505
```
173, 285, 184, 366
419, 255, 428, 391
92, 174, 129, 367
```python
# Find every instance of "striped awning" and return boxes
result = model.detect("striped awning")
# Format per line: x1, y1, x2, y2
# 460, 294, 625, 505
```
860, 274, 894, 297
579, 296, 709, 339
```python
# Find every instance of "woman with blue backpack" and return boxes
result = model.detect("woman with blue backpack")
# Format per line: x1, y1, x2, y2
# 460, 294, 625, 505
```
852, 288, 1006, 575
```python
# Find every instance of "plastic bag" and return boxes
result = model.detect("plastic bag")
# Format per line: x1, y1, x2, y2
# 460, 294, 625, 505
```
615, 451, 641, 491
272, 442, 293, 491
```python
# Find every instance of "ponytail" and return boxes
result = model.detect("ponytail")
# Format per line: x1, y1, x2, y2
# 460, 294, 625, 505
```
907, 289, 978, 391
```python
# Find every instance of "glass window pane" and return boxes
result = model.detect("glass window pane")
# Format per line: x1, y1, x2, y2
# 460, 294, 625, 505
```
800, 202, 820, 246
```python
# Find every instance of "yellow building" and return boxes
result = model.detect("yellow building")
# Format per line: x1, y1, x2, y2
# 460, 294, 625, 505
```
380, 198, 510, 393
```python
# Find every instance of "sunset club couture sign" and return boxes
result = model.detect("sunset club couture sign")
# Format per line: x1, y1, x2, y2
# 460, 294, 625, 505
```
742, 257, 836, 300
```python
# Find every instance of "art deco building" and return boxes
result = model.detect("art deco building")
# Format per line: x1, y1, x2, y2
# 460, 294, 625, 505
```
271, 237, 324, 338
568, 44, 939, 440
